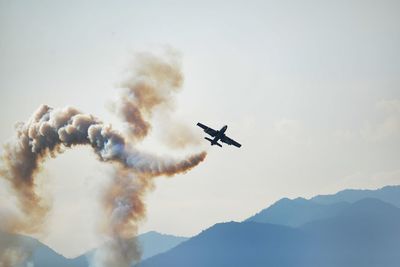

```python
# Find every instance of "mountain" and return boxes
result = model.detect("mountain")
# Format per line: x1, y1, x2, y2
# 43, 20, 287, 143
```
3, 185, 399, 266
311, 185, 400, 207
246, 185, 400, 227
138, 198, 400, 267
33, 243, 87, 267
67, 231, 187, 266
300, 198, 400, 267
137, 221, 309, 267
246, 197, 349, 227
0, 231, 87, 267
136, 231, 188, 260
0, 231, 187, 267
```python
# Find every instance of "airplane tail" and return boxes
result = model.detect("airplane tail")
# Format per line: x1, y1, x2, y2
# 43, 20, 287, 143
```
204, 137, 213, 143
205, 137, 222, 147
214, 142, 222, 147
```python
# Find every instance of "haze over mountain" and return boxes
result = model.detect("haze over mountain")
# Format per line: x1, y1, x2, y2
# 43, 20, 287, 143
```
0, 231, 87, 267
138, 221, 308, 267
246, 185, 400, 226
0, 231, 187, 267
136, 231, 188, 260
311, 185, 400, 207
4, 185, 399, 266
139, 198, 400, 267
246, 197, 350, 227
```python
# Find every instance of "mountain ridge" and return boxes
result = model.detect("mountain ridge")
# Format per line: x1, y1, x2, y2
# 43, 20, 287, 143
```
139, 198, 400, 267
245, 184, 400, 227
311, 185, 400, 207
3, 184, 400, 266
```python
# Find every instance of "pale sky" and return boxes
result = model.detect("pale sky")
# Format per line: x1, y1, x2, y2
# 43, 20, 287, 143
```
1, 0, 400, 258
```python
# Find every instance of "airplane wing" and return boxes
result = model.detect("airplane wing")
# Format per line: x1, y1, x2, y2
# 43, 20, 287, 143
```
197, 122, 218, 137
220, 135, 242, 148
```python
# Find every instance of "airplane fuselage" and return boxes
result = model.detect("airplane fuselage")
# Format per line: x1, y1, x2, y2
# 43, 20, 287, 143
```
210, 125, 227, 145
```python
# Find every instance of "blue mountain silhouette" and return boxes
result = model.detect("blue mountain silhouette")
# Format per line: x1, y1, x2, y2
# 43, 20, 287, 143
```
246, 197, 349, 226
3, 185, 399, 266
311, 185, 400, 207
139, 198, 400, 267
246, 185, 400, 227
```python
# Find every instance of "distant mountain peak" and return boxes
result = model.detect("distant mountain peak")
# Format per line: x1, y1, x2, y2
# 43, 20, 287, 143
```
140, 231, 188, 239
246, 184, 400, 228
246, 196, 349, 227
140, 187, 400, 267
344, 197, 400, 214
311, 184, 400, 207
7, 185, 400, 267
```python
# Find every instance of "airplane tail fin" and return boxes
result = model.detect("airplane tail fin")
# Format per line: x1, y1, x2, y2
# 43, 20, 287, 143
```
205, 137, 222, 147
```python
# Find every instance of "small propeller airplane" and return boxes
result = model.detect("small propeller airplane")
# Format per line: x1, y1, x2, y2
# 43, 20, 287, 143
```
197, 122, 241, 148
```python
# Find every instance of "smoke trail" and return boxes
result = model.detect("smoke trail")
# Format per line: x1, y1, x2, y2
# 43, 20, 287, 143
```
0, 104, 205, 265
0, 51, 206, 266
91, 169, 148, 267
117, 51, 182, 141
116, 50, 200, 148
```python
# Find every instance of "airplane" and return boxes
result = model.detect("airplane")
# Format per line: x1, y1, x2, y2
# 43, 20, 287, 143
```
197, 122, 241, 148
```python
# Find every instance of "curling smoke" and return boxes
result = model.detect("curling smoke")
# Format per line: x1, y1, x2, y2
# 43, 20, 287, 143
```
116, 50, 201, 148
0, 51, 206, 266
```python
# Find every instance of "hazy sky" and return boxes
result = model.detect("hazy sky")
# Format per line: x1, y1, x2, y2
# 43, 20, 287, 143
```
1, 0, 400, 258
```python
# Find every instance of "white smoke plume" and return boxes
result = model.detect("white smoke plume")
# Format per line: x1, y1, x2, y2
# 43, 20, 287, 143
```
0, 51, 206, 266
